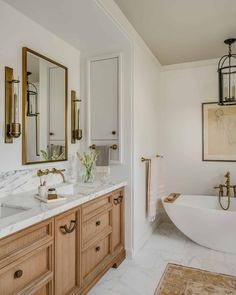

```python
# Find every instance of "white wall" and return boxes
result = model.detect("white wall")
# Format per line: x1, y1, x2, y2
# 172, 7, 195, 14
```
160, 60, 236, 196
80, 40, 133, 256
133, 43, 162, 254
0, 0, 81, 172
98, 0, 162, 256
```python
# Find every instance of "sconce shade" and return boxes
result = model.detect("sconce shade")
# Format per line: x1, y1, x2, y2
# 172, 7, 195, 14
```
218, 38, 236, 105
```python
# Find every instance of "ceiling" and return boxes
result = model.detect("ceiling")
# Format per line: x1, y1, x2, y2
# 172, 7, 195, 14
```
2, 0, 129, 56
114, 0, 236, 65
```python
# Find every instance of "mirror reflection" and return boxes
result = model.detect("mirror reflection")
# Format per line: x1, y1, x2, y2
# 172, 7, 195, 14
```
23, 48, 68, 164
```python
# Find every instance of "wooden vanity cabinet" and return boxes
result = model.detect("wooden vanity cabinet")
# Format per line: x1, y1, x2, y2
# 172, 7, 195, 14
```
0, 219, 54, 295
111, 189, 125, 261
54, 208, 81, 295
0, 187, 125, 295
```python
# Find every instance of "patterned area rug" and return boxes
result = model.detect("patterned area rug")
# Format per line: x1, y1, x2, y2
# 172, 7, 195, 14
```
155, 263, 236, 294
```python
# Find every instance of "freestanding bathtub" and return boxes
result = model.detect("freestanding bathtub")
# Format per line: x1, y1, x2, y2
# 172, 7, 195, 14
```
162, 195, 236, 254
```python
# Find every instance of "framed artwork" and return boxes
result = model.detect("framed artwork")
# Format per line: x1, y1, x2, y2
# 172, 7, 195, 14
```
202, 102, 236, 161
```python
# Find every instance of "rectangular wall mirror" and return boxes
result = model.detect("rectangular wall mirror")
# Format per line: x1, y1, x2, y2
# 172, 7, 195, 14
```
22, 47, 68, 164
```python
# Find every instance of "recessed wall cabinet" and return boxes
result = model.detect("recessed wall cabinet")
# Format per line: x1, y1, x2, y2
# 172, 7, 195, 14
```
0, 188, 125, 295
88, 54, 122, 163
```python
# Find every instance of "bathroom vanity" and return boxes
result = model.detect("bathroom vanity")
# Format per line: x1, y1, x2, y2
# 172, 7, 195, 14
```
0, 183, 126, 295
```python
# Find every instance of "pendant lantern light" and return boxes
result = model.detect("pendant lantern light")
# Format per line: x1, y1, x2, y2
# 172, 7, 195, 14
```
218, 38, 236, 105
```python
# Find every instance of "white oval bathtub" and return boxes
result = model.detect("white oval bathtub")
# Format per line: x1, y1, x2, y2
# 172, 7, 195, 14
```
162, 195, 236, 254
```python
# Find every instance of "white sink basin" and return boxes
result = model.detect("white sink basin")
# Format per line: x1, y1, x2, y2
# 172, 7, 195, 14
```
0, 204, 27, 219
56, 183, 75, 196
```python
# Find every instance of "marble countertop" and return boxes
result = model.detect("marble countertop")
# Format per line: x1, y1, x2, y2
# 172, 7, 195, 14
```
0, 180, 127, 239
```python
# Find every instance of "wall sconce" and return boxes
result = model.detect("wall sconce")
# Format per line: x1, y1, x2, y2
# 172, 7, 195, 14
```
71, 90, 82, 143
5, 66, 21, 143
218, 38, 236, 105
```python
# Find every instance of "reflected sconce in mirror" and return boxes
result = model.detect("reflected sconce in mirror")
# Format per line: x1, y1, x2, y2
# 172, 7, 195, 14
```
5, 66, 21, 143
26, 72, 39, 117
71, 90, 82, 143
26, 71, 40, 156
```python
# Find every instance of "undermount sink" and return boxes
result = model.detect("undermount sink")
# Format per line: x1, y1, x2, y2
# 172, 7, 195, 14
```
55, 183, 75, 196
55, 182, 102, 196
0, 204, 27, 219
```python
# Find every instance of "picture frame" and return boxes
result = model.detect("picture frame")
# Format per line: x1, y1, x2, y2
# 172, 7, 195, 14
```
202, 102, 236, 162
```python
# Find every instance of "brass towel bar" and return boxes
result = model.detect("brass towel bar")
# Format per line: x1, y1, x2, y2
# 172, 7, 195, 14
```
141, 154, 164, 162
90, 144, 118, 150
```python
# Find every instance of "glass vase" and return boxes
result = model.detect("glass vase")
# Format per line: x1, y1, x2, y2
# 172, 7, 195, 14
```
83, 163, 95, 183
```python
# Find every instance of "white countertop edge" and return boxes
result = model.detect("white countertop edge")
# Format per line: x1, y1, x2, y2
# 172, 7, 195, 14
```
0, 181, 127, 240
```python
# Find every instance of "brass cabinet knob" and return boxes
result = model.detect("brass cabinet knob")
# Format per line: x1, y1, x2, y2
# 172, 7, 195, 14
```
96, 220, 101, 226
95, 246, 101, 252
113, 197, 119, 205
110, 144, 118, 150
14, 269, 23, 279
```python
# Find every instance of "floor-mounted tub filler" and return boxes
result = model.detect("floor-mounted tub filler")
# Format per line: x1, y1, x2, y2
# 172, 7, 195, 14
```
162, 193, 236, 254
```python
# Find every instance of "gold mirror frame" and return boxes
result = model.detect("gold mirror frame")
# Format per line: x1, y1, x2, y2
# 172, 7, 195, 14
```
22, 47, 68, 165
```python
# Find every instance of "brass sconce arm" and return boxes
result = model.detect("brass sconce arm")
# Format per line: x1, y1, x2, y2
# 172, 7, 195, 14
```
5, 67, 21, 143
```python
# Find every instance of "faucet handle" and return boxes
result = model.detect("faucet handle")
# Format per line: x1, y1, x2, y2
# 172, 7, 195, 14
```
225, 171, 230, 178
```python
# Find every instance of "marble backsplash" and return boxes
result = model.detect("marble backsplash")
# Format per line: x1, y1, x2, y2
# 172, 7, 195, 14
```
0, 169, 64, 198
0, 156, 79, 198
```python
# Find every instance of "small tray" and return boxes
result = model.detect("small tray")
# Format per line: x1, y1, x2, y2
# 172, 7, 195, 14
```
35, 194, 67, 203
164, 193, 181, 203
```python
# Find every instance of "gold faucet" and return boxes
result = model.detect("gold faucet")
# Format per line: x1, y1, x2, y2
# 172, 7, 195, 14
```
214, 172, 236, 210
37, 168, 66, 183
214, 172, 235, 197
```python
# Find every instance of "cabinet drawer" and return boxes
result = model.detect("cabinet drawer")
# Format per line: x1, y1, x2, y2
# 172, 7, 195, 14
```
82, 195, 112, 221
0, 244, 52, 295
82, 210, 111, 247
0, 219, 53, 269
82, 235, 110, 279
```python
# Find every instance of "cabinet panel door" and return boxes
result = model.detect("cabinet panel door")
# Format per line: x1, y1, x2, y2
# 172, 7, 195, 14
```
112, 189, 124, 253
55, 208, 80, 295
90, 57, 119, 141
33, 283, 51, 295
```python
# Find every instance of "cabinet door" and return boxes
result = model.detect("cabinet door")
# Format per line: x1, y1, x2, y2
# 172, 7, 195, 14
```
112, 189, 124, 253
55, 208, 81, 295
33, 283, 51, 295
90, 56, 119, 141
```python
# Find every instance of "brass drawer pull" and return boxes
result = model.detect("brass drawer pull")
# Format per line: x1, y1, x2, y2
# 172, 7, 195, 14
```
96, 220, 101, 226
14, 269, 23, 279
95, 246, 101, 252
60, 220, 76, 234
113, 195, 123, 205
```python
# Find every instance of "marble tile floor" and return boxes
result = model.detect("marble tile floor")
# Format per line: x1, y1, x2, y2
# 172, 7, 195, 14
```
88, 222, 236, 295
